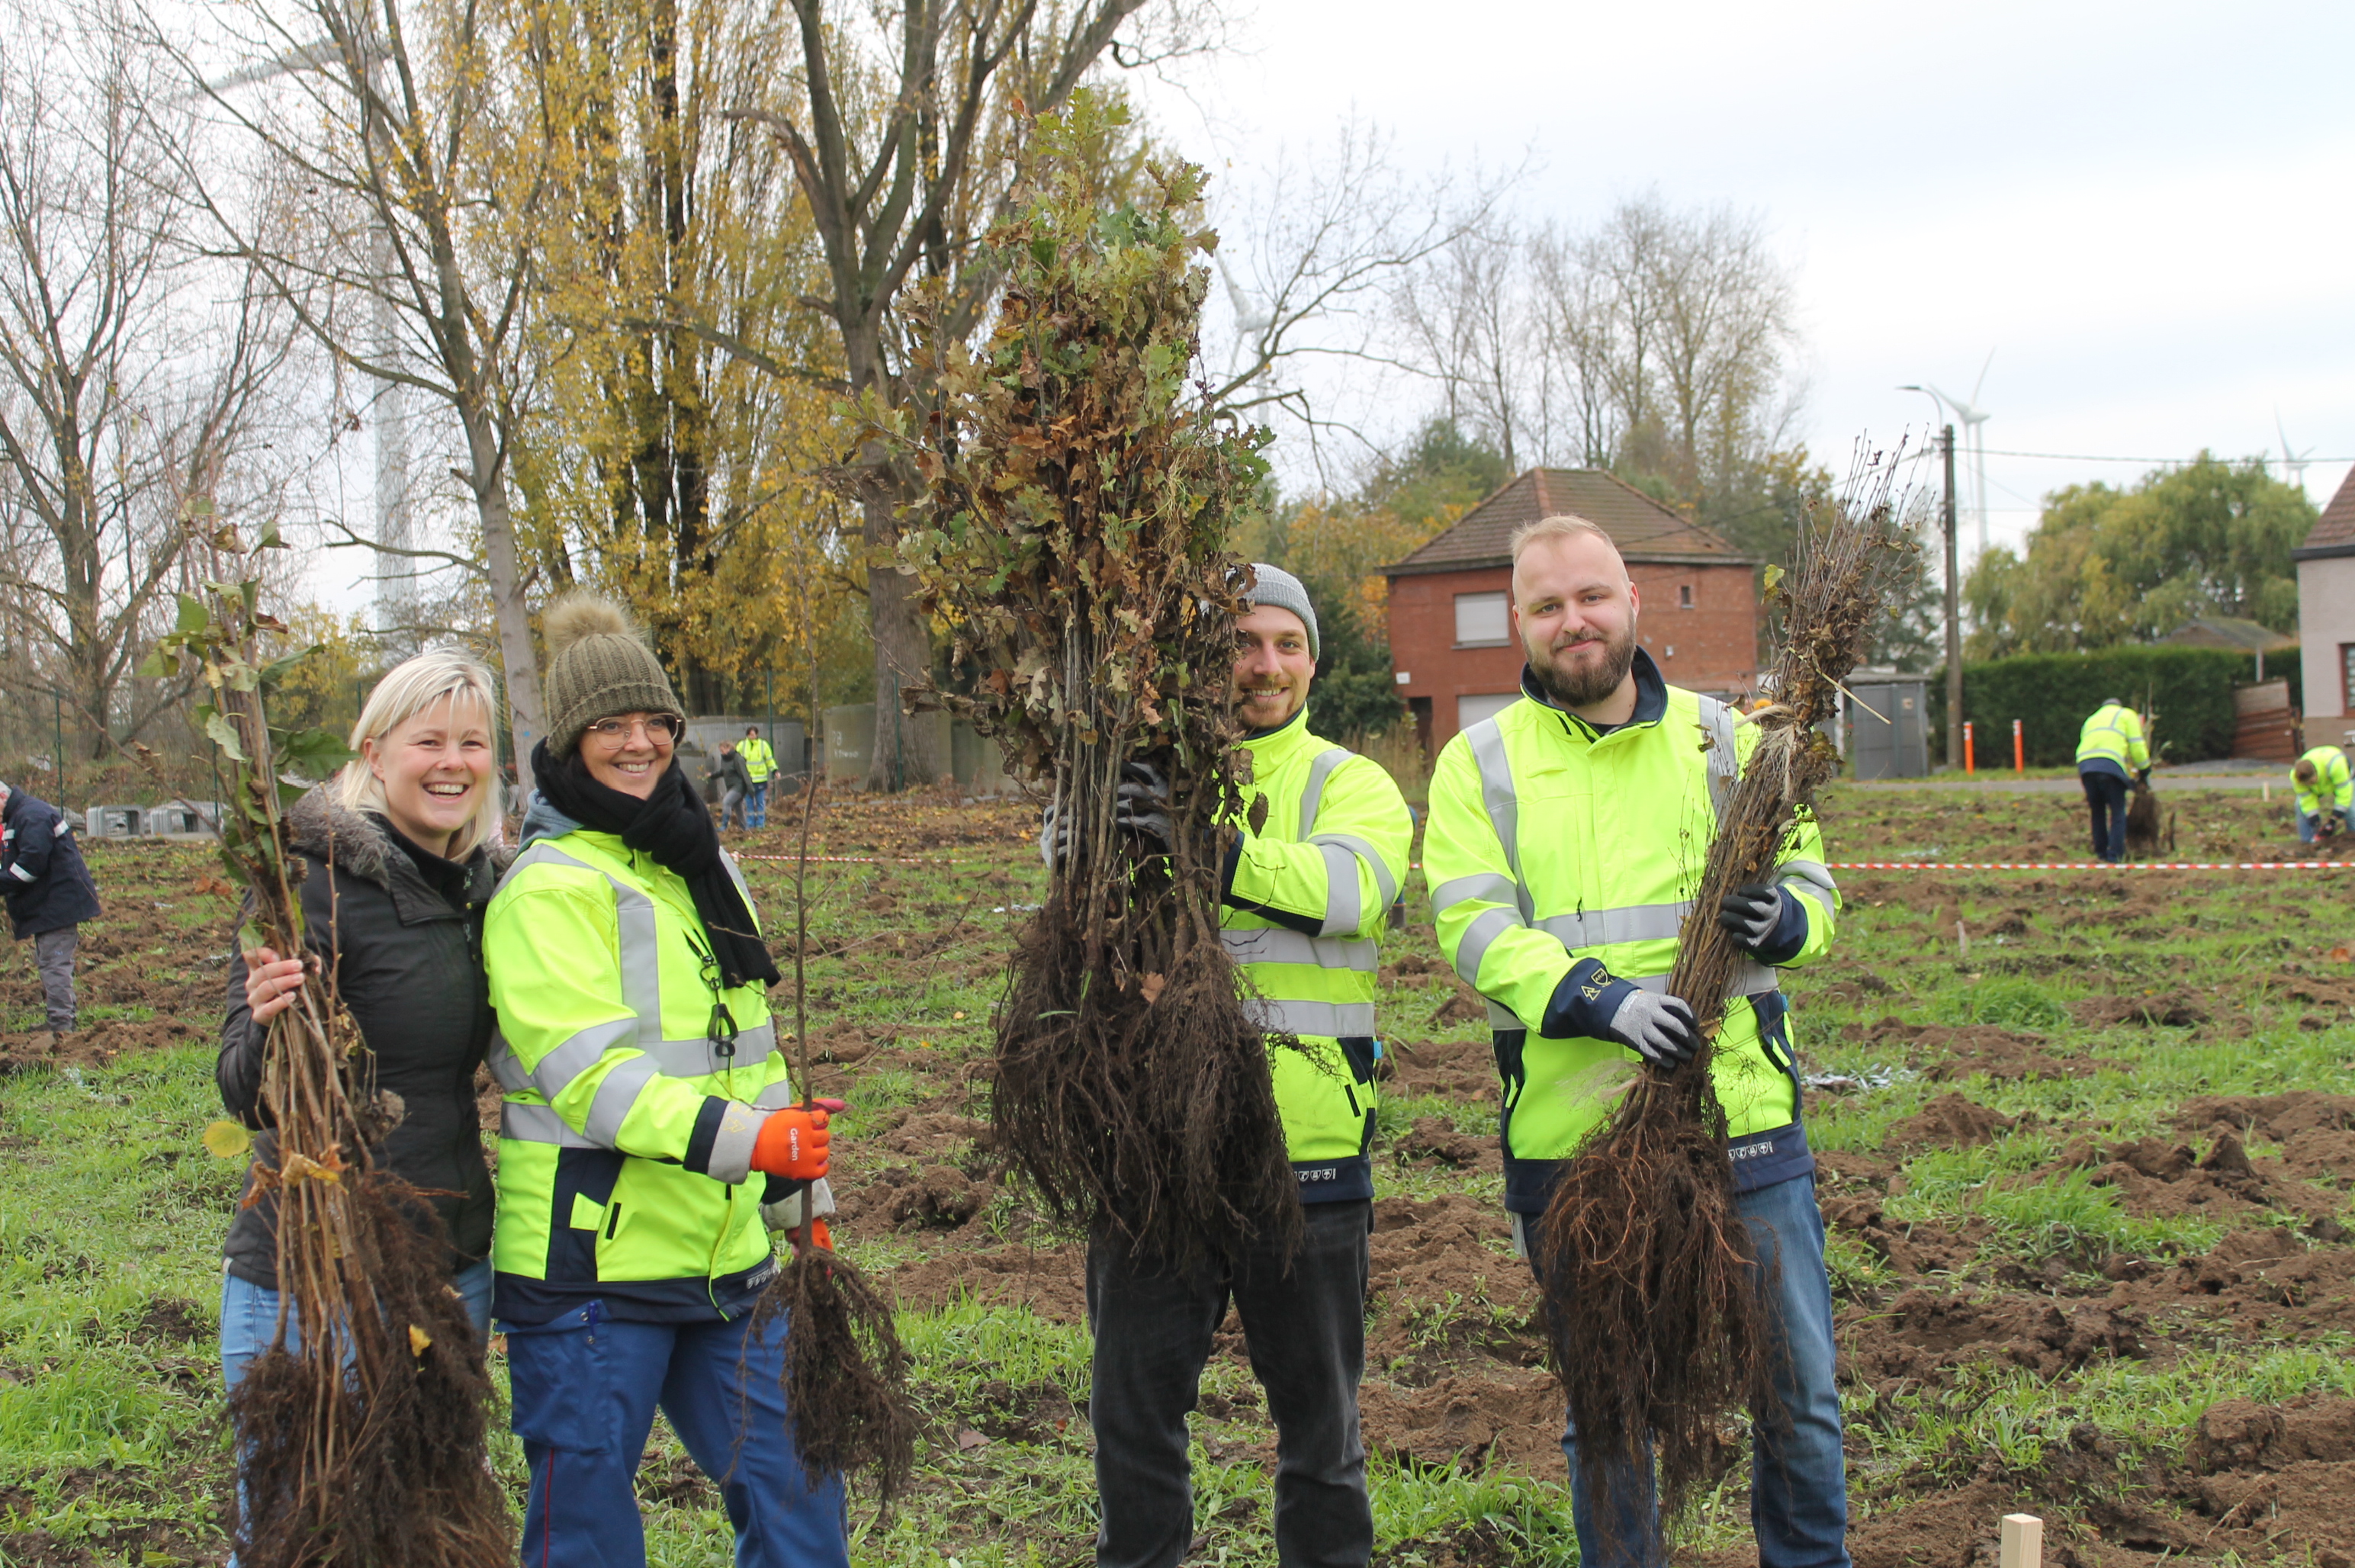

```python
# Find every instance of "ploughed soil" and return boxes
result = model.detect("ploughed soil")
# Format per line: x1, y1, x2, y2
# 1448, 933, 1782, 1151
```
12, 782, 2355, 1564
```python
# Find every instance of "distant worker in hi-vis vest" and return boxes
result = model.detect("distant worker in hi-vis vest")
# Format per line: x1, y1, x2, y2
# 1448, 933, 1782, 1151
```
1422, 513, 1848, 1568
2074, 698, 2149, 865
1055, 563, 1411, 1568
738, 724, 778, 828
2292, 744, 2353, 843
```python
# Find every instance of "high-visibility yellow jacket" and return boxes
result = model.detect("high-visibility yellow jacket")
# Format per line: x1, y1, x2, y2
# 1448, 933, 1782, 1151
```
1423, 653, 1837, 1213
2075, 703, 2148, 778
484, 802, 796, 1323
738, 736, 777, 783
1223, 707, 1413, 1203
2296, 746, 2353, 815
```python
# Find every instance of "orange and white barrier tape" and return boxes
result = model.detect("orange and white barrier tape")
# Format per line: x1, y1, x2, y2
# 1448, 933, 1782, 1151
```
1829, 860, 2353, 871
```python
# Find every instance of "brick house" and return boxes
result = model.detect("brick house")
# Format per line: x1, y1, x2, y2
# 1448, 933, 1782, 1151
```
2295, 467, 2355, 740
1384, 468, 1761, 754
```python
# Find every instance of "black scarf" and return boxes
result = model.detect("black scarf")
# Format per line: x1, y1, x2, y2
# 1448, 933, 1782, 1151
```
530, 740, 781, 991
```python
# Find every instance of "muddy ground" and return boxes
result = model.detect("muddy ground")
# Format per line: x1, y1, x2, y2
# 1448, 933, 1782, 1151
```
5, 777, 2354, 1563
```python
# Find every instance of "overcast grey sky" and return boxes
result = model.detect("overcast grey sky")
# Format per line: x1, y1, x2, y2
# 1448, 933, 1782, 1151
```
1133, 0, 2355, 557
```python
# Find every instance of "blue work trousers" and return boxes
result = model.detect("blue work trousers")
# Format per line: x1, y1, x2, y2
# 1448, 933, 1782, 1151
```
1538, 1172, 1849, 1568
503, 1301, 849, 1568
2080, 769, 2130, 863
746, 782, 769, 829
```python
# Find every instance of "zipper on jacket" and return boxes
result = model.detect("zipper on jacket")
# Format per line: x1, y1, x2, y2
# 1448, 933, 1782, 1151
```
604, 1203, 622, 1241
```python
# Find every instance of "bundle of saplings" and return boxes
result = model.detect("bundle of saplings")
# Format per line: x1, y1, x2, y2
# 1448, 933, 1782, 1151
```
1535, 451, 1920, 1528
155, 531, 506, 1566
888, 93, 1296, 1266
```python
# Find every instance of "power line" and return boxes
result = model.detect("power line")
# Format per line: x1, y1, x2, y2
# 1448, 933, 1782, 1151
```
1979, 448, 2355, 464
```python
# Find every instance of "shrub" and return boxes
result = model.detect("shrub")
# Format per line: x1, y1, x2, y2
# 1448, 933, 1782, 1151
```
1927, 646, 2288, 766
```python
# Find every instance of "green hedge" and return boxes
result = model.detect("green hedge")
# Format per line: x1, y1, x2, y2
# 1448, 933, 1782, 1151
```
1926, 646, 2295, 766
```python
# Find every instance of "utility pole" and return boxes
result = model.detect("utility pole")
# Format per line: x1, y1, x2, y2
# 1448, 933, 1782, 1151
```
1941, 424, 1963, 772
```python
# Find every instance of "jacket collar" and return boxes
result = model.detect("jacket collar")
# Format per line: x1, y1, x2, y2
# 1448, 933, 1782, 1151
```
1518, 646, 1668, 741
289, 785, 507, 923
1240, 702, 1314, 768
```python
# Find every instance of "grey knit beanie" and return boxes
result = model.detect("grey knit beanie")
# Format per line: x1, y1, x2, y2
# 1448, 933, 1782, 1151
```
1244, 563, 1319, 660
540, 595, 684, 757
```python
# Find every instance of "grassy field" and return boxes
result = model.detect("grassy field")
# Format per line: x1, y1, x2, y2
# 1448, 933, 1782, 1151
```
2, 779, 2353, 1566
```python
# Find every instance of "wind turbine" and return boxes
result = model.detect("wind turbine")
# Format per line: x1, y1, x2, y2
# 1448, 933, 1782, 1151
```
2276, 412, 2313, 495
1218, 257, 1274, 380
1925, 352, 1994, 557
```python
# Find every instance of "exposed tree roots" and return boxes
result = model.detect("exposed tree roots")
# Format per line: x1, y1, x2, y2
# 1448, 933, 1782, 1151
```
755, 1240, 918, 1503
227, 1171, 506, 1567
994, 877, 1300, 1269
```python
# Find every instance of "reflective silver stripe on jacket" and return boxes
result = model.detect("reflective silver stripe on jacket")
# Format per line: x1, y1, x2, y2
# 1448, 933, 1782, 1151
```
1299, 747, 1351, 837
1536, 901, 1690, 948
1242, 996, 1380, 1037
502, 1100, 601, 1149
490, 839, 776, 1146
1450, 696, 1798, 1011
1221, 926, 1380, 972
1295, 747, 1399, 933
488, 1023, 779, 1102
1775, 858, 1838, 903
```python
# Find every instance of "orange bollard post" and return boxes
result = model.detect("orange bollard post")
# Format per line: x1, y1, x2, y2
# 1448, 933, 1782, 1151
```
2013, 718, 2024, 774
1965, 721, 1975, 774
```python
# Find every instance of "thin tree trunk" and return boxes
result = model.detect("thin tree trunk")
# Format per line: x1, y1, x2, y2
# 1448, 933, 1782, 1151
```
462, 410, 545, 796
859, 472, 939, 791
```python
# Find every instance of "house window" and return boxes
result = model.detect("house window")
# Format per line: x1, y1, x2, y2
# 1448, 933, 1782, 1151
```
2343, 642, 2355, 715
1454, 591, 1511, 647
1678, 583, 1694, 609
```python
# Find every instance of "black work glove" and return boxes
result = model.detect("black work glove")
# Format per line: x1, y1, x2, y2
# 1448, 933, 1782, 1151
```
1113, 760, 1173, 853
1717, 883, 1783, 950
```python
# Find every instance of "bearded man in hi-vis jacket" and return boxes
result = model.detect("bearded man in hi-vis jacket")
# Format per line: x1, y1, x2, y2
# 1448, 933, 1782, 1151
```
1062, 564, 1411, 1568
1422, 514, 1849, 1568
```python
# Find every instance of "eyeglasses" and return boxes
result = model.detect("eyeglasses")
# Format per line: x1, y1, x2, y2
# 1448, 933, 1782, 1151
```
585, 715, 683, 746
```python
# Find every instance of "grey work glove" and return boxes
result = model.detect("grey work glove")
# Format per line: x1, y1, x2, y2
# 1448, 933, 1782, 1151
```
1039, 793, 1067, 869
1602, 988, 1700, 1068
1114, 760, 1174, 853
760, 1176, 837, 1234
1716, 883, 1782, 949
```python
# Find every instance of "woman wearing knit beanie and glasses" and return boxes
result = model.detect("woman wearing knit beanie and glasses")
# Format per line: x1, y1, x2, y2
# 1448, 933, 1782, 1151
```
482, 596, 848, 1564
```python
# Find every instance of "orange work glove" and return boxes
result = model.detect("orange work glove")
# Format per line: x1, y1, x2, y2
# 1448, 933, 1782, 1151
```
750, 1105, 832, 1181
791, 1219, 834, 1253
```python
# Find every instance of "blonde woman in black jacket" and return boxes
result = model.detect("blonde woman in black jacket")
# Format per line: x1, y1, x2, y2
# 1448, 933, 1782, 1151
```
217, 651, 507, 1407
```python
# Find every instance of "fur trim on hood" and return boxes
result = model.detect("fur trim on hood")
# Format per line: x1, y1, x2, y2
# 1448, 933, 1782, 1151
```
287, 785, 512, 887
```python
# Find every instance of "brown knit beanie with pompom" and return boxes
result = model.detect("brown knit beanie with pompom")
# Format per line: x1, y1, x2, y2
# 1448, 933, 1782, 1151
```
541, 596, 683, 757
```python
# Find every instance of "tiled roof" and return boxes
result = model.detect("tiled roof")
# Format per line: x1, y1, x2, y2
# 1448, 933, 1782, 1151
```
1384, 468, 1753, 575
2160, 615, 2298, 653
2298, 467, 2355, 557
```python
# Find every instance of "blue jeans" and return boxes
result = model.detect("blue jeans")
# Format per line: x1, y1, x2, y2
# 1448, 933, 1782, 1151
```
746, 782, 769, 828
220, 1258, 494, 1566
503, 1300, 849, 1568
220, 1256, 494, 1390
2298, 807, 2354, 844
1538, 1173, 1849, 1568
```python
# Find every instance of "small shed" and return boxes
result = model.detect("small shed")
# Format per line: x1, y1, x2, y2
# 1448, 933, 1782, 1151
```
1383, 468, 1760, 753
1846, 679, 1929, 779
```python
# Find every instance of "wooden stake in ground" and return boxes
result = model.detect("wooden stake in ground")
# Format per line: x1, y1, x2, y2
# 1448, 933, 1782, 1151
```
154, 523, 507, 1566
1533, 448, 1920, 1534
887, 93, 1295, 1268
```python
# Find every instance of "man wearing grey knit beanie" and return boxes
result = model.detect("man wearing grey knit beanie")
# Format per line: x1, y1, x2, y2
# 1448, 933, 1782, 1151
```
1082, 562, 1412, 1568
